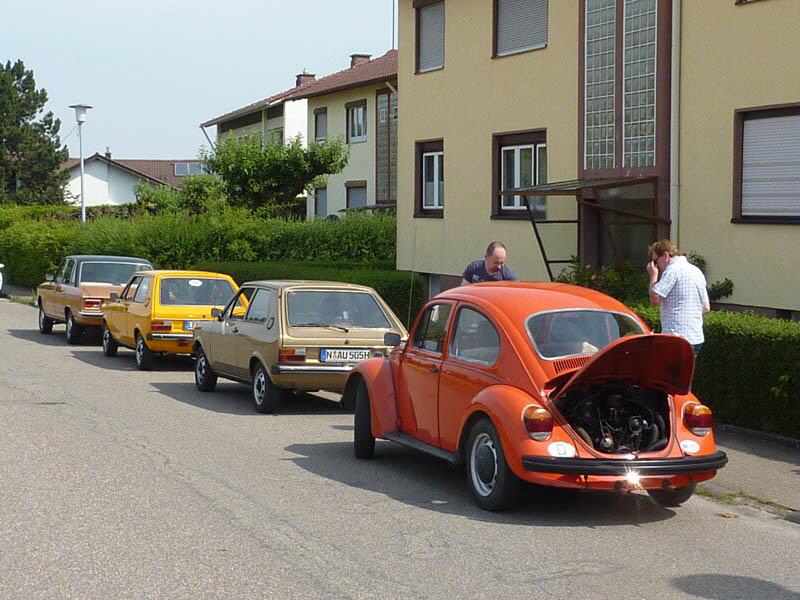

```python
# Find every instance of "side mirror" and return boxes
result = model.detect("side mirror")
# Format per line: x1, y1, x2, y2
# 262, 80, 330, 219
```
45, 273, 54, 281
384, 332, 402, 346
211, 307, 223, 320
108, 292, 119, 301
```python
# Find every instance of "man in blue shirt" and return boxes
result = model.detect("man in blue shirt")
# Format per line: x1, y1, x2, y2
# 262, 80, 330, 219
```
461, 241, 519, 285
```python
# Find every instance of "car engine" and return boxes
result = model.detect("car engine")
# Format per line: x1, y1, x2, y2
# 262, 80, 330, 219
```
558, 383, 670, 454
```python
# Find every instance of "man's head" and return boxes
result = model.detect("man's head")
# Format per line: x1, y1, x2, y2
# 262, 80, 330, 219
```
648, 239, 680, 271
484, 241, 508, 274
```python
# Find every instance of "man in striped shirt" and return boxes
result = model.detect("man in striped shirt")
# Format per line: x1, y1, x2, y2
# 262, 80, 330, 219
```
646, 240, 710, 357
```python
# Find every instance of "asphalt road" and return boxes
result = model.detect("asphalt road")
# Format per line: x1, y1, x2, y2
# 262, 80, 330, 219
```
2, 299, 799, 600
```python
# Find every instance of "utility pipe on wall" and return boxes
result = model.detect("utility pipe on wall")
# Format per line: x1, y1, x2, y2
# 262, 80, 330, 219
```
669, 0, 681, 244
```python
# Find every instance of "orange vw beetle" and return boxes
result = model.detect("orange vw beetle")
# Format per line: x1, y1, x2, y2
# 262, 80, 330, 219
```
343, 282, 727, 511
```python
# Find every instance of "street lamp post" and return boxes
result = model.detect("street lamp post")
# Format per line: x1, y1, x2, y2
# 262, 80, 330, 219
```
69, 104, 92, 224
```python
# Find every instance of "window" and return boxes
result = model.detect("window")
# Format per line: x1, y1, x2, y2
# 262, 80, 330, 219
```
347, 101, 367, 143
122, 276, 141, 300
53, 260, 66, 283
315, 187, 327, 217
223, 287, 256, 320
133, 277, 151, 303
174, 162, 205, 176
245, 289, 272, 323
451, 308, 500, 365
268, 127, 284, 145
159, 277, 236, 306
412, 303, 452, 354
493, 130, 546, 218
416, 1, 445, 72
60, 259, 76, 286
286, 291, 391, 328
314, 108, 327, 142
734, 105, 800, 221
415, 139, 444, 216
622, 0, 657, 168
79, 261, 151, 285
584, 0, 616, 170
495, 0, 548, 57
346, 183, 367, 209
527, 309, 644, 359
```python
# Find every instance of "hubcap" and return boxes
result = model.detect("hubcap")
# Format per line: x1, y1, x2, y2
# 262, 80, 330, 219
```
39, 307, 44, 327
470, 432, 497, 497
253, 370, 266, 405
103, 329, 109, 347
66, 315, 72, 335
197, 355, 206, 381
136, 338, 143, 363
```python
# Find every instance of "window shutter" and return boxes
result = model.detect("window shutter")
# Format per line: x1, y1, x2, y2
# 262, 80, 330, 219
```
418, 2, 445, 71
742, 114, 800, 217
497, 0, 548, 56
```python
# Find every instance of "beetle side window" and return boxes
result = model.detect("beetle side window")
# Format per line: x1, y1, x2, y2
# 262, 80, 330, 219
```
122, 276, 141, 300
412, 303, 452, 354
245, 289, 272, 323
450, 308, 500, 365
224, 287, 255, 320
132, 277, 151, 303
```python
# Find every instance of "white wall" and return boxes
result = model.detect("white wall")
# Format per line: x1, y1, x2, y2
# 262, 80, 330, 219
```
283, 98, 308, 145
66, 161, 147, 206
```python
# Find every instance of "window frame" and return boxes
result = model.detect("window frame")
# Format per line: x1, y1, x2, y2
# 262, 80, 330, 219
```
492, 129, 547, 219
415, 0, 445, 73
314, 107, 328, 143
411, 302, 453, 355
732, 102, 800, 224
314, 186, 327, 218
449, 306, 501, 366
493, 0, 549, 59
346, 100, 367, 143
244, 288, 272, 323
345, 181, 368, 209
414, 139, 444, 218
132, 276, 151, 304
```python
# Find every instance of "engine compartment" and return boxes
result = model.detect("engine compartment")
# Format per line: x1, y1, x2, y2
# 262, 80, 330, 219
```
557, 381, 671, 455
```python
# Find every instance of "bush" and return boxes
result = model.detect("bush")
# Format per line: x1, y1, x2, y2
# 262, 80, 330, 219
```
631, 306, 800, 438
191, 260, 424, 329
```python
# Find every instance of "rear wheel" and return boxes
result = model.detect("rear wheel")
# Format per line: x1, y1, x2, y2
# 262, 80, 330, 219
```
65, 311, 83, 344
102, 323, 118, 357
252, 363, 280, 414
466, 418, 520, 511
135, 333, 154, 370
195, 347, 217, 392
38, 304, 53, 334
647, 483, 697, 507
353, 380, 375, 459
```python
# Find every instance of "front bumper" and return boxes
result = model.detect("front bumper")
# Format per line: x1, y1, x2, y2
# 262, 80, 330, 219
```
522, 451, 728, 476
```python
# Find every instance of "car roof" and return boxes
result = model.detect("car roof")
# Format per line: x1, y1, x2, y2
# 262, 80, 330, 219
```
66, 255, 152, 263
434, 281, 635, 318
134, 270, 235, 279
240, 280, 377, 292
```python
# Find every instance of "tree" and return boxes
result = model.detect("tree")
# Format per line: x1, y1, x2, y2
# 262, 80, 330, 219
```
202, 134, 349, 214
0, 60, 69, 205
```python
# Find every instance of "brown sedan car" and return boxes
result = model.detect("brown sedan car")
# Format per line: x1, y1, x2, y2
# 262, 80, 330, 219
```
37, 255, 152, 343
193, 280, 408, 413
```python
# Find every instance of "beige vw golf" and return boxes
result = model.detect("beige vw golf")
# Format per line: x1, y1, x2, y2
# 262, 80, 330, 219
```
193, 280, 407, 413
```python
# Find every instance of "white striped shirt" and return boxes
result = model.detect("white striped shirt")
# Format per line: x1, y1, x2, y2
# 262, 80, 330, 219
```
652, 256, 709, 345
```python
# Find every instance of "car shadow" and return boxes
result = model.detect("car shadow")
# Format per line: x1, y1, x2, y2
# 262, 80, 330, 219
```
7, 327, 102, 347
672, 574, 800, 599
151, 382, 346, 416
69, 350, 196, 372
284, 440, 677, 527
714, 428, 800, 475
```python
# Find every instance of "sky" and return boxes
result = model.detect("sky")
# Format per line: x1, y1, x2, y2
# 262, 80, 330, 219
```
2, 0, 397, 160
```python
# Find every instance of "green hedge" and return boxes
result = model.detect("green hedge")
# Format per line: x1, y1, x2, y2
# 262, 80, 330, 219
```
632, 305, 800, 438
0, 210, 396, 287
192, 260, 425, 329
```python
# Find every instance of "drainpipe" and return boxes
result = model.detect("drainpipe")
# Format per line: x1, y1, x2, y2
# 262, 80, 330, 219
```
669, 0, 681, 244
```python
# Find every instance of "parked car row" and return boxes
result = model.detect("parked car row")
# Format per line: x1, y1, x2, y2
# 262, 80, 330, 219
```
35, 255, 727, 511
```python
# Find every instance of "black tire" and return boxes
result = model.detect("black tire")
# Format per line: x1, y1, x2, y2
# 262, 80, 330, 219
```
252, 363, 280, 413
195, 346, 217, 392
38, 303, 53, 334
65, 311, 83, 344
353, 380, 375, 459
135, 333, 154, 371
102, 323, 118, 357
647, 483, 697, 507
465, 418, 520, 511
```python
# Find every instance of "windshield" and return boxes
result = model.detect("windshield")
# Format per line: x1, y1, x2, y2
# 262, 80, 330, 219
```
527, 310, 645, 359
79, 262, 151, 285
159, 277, 235, 306
287, 290, 392, 329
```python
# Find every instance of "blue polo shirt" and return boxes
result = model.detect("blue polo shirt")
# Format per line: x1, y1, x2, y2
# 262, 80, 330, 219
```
462, 260, 518, 283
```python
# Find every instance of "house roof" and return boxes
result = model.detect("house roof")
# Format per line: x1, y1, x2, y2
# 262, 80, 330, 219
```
289, 50, 397, 100
63, 154, 202, 189
201, 50, 398, 128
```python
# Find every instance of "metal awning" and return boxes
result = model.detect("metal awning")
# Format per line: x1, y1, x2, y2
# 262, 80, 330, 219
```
501, 175, 652, 196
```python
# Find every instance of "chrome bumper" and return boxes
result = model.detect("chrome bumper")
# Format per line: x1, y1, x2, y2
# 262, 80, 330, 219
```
78, 311, 104, 318
271, 365, 353, 375
146, 332, 194, 341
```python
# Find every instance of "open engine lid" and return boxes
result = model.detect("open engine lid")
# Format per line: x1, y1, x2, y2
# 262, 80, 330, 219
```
550, 334, 694, 400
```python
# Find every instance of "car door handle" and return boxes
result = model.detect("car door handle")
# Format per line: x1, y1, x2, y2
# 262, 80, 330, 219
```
429, 365, 439, 373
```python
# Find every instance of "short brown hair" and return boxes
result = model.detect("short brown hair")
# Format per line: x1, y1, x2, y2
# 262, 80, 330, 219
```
486, 241, 507, 256
648, 239, 680, 258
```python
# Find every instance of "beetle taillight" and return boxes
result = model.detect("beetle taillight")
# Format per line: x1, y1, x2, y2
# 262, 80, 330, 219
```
151, 320, 173, 332
278, 347, 306, 362
523, 405, 553, 441
684, 403, 713, 436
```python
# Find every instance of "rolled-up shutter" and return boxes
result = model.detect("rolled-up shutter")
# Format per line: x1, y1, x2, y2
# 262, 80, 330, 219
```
742, 114, 800, 217
497, 0, 548, 56
418, 2, 445, 72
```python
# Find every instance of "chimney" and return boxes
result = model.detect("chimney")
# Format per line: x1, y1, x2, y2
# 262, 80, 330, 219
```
105, 146, 111, 159
350, 53, 371, 67
295, 72, 316, 87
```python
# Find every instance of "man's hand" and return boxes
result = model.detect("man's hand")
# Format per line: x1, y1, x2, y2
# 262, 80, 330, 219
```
646, 260, 661, 306
646, 260, 659, 279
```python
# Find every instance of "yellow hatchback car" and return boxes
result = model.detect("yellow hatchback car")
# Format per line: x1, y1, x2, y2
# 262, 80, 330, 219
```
101, 270, 238, 370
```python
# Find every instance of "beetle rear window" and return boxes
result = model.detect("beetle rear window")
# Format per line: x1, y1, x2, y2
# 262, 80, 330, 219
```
159, 278, 235, 306
527, 310, 645, 359
79, 262, 152, 285
287, 291, 391, 328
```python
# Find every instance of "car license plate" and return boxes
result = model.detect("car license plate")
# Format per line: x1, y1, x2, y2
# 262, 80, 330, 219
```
184, 320, 204, 330
321, 348, 371, 363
